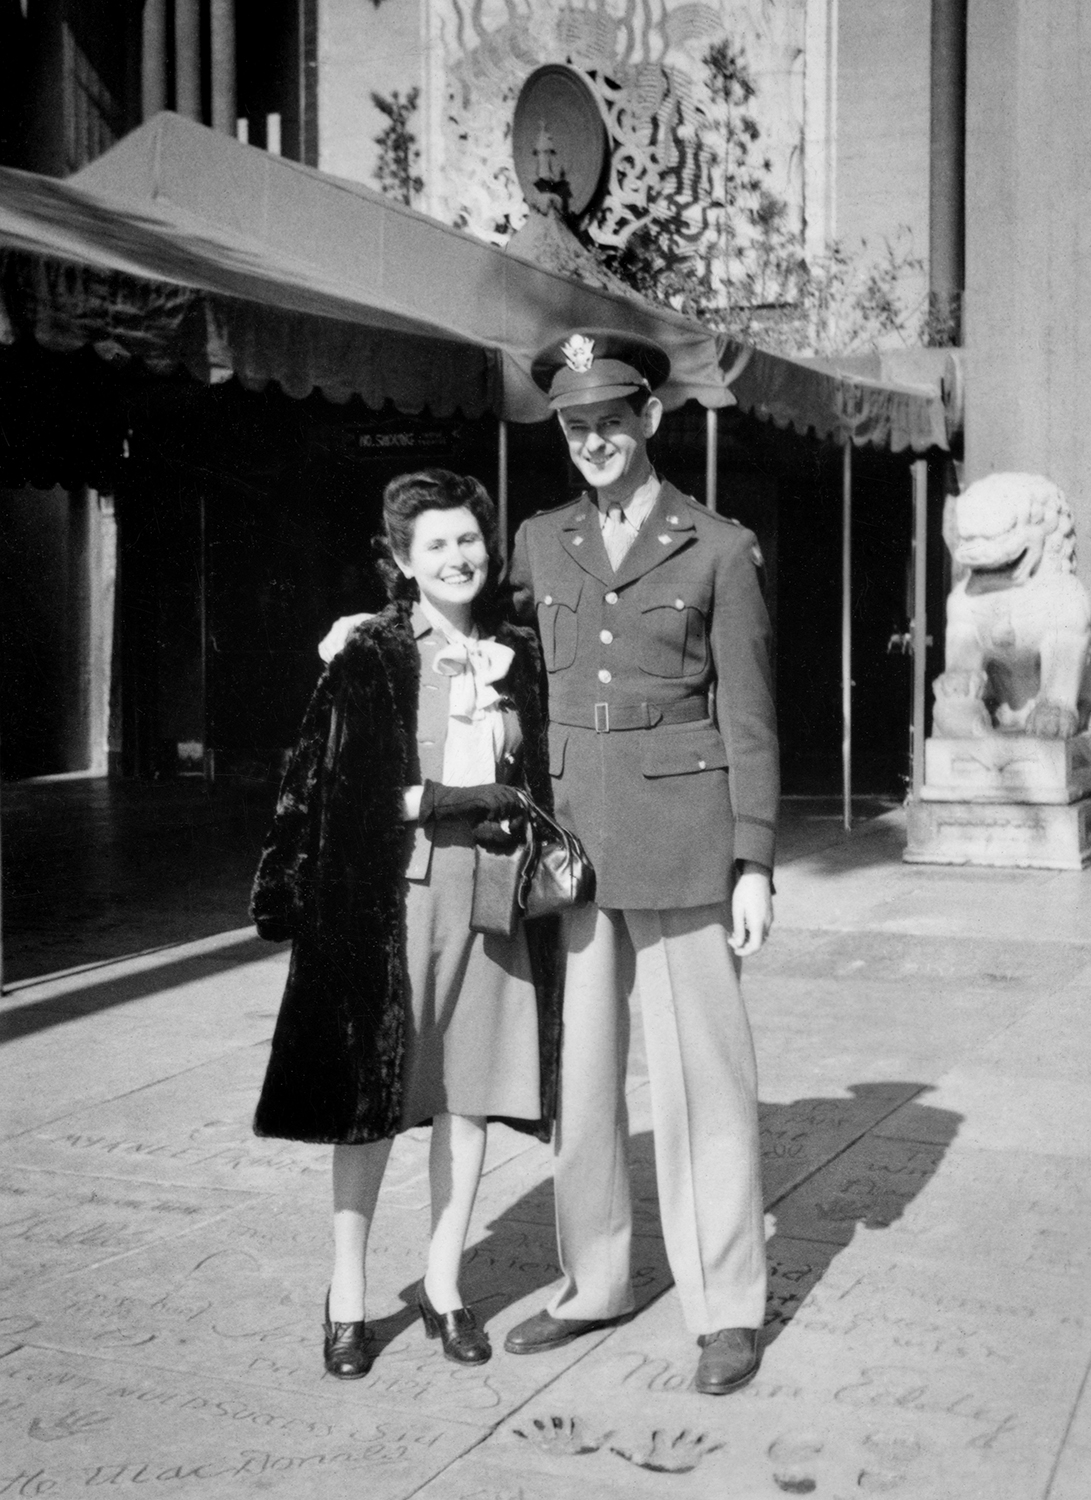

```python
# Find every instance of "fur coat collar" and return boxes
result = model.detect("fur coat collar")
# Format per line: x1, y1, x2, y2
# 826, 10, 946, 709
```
250, 602, 559, 1145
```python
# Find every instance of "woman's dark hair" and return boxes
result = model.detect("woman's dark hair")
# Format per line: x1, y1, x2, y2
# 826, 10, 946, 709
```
374, 468, 506, 625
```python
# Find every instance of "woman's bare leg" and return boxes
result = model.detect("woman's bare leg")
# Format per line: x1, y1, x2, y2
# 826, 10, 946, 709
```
424, 1112, 487, 1313
330, 1139, 393, 1321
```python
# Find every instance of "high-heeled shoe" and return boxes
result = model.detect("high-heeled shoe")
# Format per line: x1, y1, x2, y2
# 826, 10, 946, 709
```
323, 1292, 371, 1379
417, 1281, 491, 1365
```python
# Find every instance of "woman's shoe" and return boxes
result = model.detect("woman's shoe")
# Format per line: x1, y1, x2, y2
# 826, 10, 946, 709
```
417, 1281, 491, 1365
323, 1292, 372, 1379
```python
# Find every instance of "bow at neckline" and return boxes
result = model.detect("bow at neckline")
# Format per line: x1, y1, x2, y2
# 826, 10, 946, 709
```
430, 634, 514, 722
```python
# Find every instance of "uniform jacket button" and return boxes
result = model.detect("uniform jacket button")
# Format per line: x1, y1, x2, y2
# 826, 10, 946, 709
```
674, 598, 685, 610
698, 758, 707, 769
600, 629, 613, 644
605, 591, 618, 604
543, 595, 553, 605
598, 669, 612, 684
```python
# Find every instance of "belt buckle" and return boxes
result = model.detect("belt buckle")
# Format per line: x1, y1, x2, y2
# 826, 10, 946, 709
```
594, 702, 610, 733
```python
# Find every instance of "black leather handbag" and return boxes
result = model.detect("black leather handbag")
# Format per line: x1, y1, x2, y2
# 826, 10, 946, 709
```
470, 791, 595, 938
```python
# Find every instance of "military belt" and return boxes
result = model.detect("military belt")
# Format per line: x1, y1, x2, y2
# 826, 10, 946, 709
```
550, 697, 709, 734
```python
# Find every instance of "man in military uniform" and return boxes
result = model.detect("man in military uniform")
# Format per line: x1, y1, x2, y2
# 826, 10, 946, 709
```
503, 328, 778, 1395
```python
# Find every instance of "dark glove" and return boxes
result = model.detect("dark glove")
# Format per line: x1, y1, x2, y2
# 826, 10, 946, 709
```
473, 811, 528, 852
419, 780, 526, 825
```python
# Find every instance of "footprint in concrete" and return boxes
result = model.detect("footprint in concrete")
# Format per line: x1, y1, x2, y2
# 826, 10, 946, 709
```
858, 1472, 906, 1493
769, 1434, 824, 1493
855, 1429, 922, 1491
861, 1432, 921, 1467
610, 1429, 724, 1474
512, 1415, 612, 1457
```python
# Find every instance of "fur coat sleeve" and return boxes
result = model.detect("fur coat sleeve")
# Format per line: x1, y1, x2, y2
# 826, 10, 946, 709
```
250, 604, 560, 1145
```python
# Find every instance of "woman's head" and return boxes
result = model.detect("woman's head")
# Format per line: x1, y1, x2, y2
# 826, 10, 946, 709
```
376, 469, 503, 622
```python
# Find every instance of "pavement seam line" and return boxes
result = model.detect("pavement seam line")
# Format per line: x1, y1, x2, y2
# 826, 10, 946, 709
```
1044, 1346, 1091, 1499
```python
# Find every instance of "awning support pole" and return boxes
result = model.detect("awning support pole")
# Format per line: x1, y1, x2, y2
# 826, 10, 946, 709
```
911, 458, 929, 800
141, 0, 168, 119
200, 493, 214, 785
210, 0, 237, 135
842, 439, 853, 832
705, 407, 718, 510
174, 0, 202, 122
497, 419, 510, 557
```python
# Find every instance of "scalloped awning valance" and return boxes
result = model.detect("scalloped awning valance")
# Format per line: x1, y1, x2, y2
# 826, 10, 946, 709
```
0, 113, 952, 451
718, 340, 953, 454
0, 156, 498, 416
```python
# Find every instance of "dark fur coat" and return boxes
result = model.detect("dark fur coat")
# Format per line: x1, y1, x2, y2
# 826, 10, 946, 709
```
250, 602, 561, 1145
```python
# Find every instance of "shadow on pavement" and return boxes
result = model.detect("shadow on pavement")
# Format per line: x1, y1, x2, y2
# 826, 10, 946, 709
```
363, 1083, 960, 1351
762, 1084, 962, 1345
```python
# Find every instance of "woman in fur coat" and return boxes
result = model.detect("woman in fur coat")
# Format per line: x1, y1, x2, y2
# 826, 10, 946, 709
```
250, 469, 560, 1380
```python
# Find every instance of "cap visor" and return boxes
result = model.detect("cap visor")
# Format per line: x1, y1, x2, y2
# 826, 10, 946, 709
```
550, 381, 644, 410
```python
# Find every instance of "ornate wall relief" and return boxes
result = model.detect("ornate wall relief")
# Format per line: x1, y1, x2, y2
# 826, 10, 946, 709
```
423, 0, 806, 294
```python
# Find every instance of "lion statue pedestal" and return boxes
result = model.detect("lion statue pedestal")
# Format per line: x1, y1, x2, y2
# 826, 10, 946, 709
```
905, 472, 1091, 869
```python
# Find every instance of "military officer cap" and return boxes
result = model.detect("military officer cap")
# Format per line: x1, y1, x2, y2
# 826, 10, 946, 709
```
532, 327, 671, 410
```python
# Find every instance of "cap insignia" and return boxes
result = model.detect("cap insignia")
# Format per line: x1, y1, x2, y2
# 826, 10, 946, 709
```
562, 334, 595, 373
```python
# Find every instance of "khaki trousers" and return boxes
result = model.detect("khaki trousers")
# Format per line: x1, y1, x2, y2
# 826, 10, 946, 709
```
547, 901, 766, 1335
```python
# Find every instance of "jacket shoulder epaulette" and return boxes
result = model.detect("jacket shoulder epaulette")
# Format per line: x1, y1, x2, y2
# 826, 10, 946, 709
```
682, 494, 743, 528
525, 495, 584, 523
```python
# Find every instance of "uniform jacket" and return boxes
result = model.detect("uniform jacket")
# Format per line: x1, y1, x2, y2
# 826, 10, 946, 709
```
510, 480, 778, 909
250, 601, 561, 1145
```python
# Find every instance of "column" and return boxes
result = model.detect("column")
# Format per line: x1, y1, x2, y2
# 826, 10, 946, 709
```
174, 0, 202, 121
965, 0, 1091, 586
929, 0, 966, 342
210, 0, 236, 135
141, 0, 168, 119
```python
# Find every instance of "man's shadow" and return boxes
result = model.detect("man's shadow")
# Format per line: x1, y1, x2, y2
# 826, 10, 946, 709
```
367, 1081, 961, 1352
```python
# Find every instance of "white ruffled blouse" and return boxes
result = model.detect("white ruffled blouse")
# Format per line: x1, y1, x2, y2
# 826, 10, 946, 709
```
418, 596, 514, 786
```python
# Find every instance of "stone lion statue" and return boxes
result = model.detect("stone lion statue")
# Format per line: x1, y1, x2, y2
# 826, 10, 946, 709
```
933, 472, 1091, 739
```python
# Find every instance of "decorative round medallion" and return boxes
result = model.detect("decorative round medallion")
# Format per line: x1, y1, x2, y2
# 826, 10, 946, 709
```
513, 64, 609, 217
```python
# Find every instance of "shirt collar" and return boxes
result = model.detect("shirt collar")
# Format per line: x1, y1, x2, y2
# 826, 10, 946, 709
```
597, 473, 661, 531
418, 594, 480, 646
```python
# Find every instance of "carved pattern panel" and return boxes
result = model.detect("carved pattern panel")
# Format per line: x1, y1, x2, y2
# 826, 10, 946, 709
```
429, 0, 806, 295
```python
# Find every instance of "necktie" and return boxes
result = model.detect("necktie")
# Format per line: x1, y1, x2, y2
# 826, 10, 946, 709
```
602, 502, 635, 570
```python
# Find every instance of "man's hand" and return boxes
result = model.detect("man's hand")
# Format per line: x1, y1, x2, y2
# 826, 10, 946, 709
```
729, 863, 773, 957
318, 613, 372, 663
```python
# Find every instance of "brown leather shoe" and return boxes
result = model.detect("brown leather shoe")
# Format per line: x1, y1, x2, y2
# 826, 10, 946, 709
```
694, 1327, 760, 1394
504, 1307, 632, 1355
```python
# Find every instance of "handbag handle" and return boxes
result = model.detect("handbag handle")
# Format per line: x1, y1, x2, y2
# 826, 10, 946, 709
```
509, 789, 587, 915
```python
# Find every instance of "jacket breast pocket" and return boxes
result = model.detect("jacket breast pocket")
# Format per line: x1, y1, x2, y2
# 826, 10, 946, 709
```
639, 592, 709, 678
537, 578, 582, 671
642, 727, 728, 779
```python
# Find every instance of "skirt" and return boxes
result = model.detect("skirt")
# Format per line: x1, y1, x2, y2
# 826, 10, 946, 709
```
399, 824, 541, 1128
